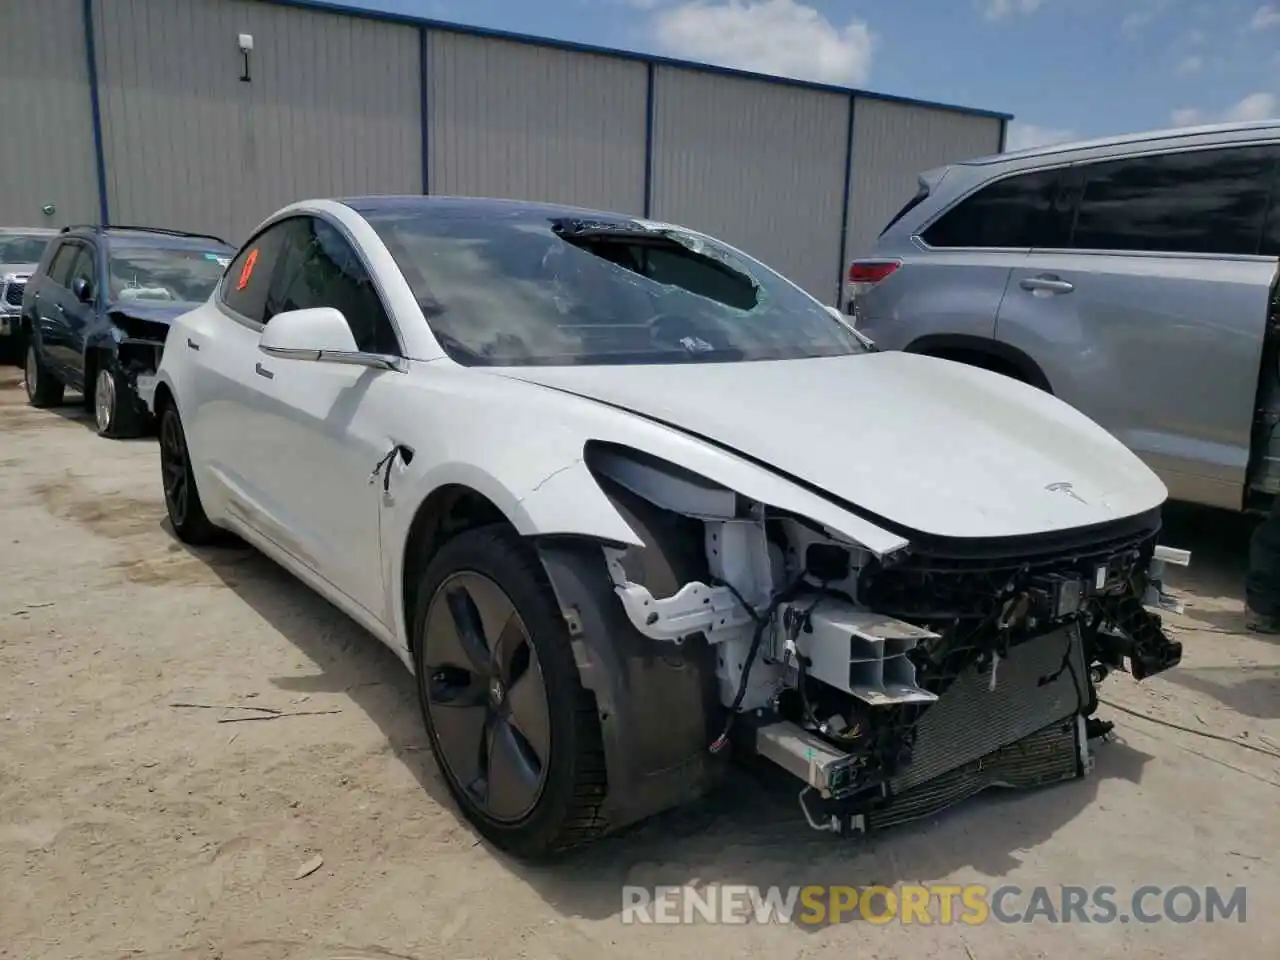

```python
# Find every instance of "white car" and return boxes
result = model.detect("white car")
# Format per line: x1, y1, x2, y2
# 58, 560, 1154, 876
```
148, 196, 1189, 860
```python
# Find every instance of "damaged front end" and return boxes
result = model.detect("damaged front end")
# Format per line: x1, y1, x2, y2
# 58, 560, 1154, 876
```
587, 441, 1187, 835
102, 310, 171, 410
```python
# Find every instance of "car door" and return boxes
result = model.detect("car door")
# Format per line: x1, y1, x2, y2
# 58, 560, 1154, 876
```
35, 240, 84, 375
58, 241, 101, 389
859, 167, 1066, 351
182, 217, 298, 529
995, 143, 1280, 511
232, 214, 404, 622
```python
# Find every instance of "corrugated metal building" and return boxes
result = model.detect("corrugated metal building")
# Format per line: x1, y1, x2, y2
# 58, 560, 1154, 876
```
0, 0, 1011, 301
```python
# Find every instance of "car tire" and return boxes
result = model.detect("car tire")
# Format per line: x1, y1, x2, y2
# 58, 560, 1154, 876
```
412, 523, 608, 860
24, 340, 64, 408
157, 403, 223, 546
93, 364, 146, 439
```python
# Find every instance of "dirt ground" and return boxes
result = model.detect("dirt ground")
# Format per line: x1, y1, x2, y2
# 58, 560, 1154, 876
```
1, 365, 1277, 960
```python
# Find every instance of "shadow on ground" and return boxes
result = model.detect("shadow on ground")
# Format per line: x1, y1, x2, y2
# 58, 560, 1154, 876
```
166, 527, 1156, 929
1159, 501, 1257, 599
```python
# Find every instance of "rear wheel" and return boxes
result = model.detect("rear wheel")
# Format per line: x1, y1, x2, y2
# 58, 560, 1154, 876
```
413, 524, 607, 860
158, 403, 222, 545
24, 340, 64, 408
93, 365, 146, 439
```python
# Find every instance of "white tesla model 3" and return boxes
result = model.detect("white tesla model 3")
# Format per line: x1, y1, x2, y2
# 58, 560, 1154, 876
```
145, 196, 1187, 860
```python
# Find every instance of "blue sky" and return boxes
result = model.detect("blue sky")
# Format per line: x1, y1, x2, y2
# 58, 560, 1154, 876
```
323, 0, 1280, 149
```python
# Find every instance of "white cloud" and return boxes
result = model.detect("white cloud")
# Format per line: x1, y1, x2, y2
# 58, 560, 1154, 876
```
1252, 4, 1280, 29
983, 0, 1043, 21
1120, 0, 1170, 35
651, 0, 874, 85
1171, 91, 1279, 126
1227, 91, 1279, 119
1185, 27, 1207, 45
1176, 53, 1203, 75
1005, 122, 1076, 151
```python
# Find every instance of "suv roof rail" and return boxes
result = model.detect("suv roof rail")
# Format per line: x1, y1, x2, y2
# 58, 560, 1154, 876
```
59, 223, 230, 246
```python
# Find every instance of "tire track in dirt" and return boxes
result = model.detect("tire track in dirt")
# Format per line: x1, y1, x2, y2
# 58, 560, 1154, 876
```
27, 470, 253, 587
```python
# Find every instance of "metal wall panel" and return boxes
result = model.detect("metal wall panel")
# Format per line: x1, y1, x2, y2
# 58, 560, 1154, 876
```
649, 67, 850, 301
845, 97, 1002, 261
92, 0, 421, 244
425, 32, 647, 214
0, 0, 101, 226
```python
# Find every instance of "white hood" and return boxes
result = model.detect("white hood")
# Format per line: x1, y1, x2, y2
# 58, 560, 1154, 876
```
493, 352, 1167, 540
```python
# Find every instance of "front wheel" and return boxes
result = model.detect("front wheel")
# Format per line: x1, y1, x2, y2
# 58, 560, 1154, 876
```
158, 403, 222, 545
24, 340, 64, 408
93, 365, 146, 438
412, 524, 608, 860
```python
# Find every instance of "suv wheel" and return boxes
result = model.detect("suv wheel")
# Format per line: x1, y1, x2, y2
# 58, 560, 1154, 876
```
93, 365, 145, 439
24, 340, 64, 408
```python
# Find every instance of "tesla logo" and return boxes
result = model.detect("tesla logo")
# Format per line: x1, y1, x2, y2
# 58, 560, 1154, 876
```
1045, 481, 1087, 504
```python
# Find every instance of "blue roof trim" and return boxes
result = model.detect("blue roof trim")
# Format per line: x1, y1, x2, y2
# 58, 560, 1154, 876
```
834, 95, 856, 304
82, 0, 110, 226
250, 0, 1014, 123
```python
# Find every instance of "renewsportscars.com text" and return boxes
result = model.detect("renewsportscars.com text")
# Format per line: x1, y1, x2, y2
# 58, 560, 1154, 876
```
620, 884, 1247, 926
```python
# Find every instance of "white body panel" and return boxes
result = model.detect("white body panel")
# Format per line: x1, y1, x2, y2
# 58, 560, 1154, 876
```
152, 198, 1170, 671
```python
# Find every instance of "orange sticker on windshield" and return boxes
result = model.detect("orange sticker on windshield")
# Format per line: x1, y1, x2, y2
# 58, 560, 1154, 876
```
236, 247, 260, 291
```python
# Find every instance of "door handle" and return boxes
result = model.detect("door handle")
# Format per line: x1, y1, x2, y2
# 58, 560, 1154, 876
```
186, 338, 200, 351
254, 362, 274, 380
1019, 276, 1074, 294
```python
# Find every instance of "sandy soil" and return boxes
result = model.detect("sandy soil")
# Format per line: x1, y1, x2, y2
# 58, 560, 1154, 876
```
1, 364, 1278, 960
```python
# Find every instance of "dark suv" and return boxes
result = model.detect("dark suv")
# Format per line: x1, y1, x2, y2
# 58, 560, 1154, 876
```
21, 224, 233, 438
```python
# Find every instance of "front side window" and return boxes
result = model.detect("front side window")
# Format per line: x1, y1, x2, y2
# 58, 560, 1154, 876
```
66, 246, 97, 296
108, 243, 231, 304
362, 210, 866, 367
923, 168, 1068, 249
263, 217, 400, 355
0, 234, 52, 264
1072, 145, 1277, 256
220, 220, 297, 324
45, 242, 81, 287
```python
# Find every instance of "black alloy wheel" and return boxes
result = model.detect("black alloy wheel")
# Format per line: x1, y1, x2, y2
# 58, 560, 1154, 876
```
158, 403, 221, 544
412, 524, 608, 859
422, 570, 552, 822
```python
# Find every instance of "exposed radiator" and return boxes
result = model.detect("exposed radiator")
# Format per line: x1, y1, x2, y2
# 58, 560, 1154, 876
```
865, 717, 1083, 832
891, 624, 1089, 794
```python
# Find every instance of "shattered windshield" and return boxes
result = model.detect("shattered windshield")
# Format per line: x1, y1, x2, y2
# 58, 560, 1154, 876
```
363, 210, 865, 366
0, 235, 52, 265
107, 244, 232, 303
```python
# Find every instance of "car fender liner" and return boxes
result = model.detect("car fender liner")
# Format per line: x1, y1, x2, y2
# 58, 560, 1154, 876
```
535, 537, 727, 830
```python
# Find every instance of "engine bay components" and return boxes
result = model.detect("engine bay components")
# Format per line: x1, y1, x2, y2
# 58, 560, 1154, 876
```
589, 444, 1188, 836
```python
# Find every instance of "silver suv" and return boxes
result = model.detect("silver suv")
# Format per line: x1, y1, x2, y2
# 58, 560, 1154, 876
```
846, 120, 1280, 514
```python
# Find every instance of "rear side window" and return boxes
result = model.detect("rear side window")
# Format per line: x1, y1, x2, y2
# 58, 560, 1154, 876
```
219, 219, 297, 324
879, 184, 929, 237
45, 242, 80, 287
1072, 145, 1277, 256
922, 168, 1067, 249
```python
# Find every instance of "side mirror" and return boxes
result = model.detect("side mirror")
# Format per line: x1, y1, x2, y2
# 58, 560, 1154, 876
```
259, 307, 359, 360
72, 277, 93, 303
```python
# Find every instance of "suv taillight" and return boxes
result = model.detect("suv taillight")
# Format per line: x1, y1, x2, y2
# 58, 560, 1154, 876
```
847, 259, 901, 289
843, 259, 901, 321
